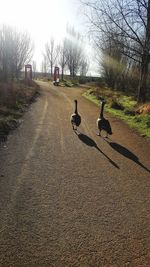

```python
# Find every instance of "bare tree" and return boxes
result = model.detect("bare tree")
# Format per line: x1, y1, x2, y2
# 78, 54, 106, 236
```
45, 38, 59, 78
58, 39, 68, 80
15, 32, 33, 79
81, 0, 150, 102
41, 54, 49, 76
98, 31, 130, 90
80, 58, 89, 76
0, 25, 33, 81
65, 26, 84, 77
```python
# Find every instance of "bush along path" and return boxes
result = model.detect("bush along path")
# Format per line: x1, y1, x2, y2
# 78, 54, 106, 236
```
0, 80, 40, 143
83, 87, 150, 138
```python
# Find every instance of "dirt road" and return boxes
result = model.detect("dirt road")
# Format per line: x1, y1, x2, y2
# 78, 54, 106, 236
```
0, 81, 150, 267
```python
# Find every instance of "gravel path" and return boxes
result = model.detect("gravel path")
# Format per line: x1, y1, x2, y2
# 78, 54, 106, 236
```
0, 81, 150, 267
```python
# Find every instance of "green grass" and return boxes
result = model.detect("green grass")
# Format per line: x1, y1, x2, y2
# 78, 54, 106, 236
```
83, 89, 150, 138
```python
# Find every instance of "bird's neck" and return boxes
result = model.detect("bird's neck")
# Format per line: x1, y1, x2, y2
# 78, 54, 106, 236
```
100, 102, 104, 118
75, 102, 77, 114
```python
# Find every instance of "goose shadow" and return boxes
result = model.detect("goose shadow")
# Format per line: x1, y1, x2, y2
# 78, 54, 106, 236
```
75, 131, 119, 169
105, 140, 150, 173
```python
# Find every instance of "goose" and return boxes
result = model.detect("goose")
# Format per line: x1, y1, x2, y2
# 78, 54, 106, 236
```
71, 99, 81, 130
97, 99, 112, 137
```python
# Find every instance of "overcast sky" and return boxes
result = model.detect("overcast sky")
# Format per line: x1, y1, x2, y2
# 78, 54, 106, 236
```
0, 0, 98, 75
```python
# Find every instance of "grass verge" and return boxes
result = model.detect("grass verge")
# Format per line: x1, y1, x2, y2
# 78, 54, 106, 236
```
83, 88, 150, 138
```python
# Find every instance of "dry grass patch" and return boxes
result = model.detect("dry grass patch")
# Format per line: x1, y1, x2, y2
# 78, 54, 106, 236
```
136, 103, 150, 115
0, 80, 40, 141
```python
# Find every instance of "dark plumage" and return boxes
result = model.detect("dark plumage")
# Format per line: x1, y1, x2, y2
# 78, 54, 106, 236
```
97, 100, 112, 137
71, 99, 81, 130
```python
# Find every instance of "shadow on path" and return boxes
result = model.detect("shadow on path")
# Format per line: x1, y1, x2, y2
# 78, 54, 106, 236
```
106, 140, 150, 173
75, 131, 119, 169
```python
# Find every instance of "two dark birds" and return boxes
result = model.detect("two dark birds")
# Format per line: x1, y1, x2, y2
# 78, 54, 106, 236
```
71, 99, 112, 137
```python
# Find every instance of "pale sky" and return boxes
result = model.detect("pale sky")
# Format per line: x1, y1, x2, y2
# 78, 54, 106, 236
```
0, 0, 98, 75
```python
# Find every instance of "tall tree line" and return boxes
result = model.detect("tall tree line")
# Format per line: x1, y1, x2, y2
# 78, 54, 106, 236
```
42, 27, 89, 79
0, 25, 33, 82
81, 0, 150, 102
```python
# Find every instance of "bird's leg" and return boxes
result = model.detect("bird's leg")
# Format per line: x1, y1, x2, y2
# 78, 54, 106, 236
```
72, 124, 77, 131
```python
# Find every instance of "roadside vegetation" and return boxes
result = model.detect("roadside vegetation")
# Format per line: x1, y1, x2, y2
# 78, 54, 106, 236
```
81, 1, 150, 104
0, 80, 40, 142
83, 85, 150, 138
0, 25, 40, 142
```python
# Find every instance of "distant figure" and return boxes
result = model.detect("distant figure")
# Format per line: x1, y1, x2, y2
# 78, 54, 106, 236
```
71, 99, 81, 130
97, 99, 112, 137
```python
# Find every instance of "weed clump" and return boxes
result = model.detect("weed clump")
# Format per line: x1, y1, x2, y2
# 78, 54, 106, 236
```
109, 98, 124, 110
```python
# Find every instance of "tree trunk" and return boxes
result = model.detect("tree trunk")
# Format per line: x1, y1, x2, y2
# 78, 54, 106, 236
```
138, 0, 150, 103
51, 63, 53, 78
61, 68, 64, 81
138, 55, 149, 103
